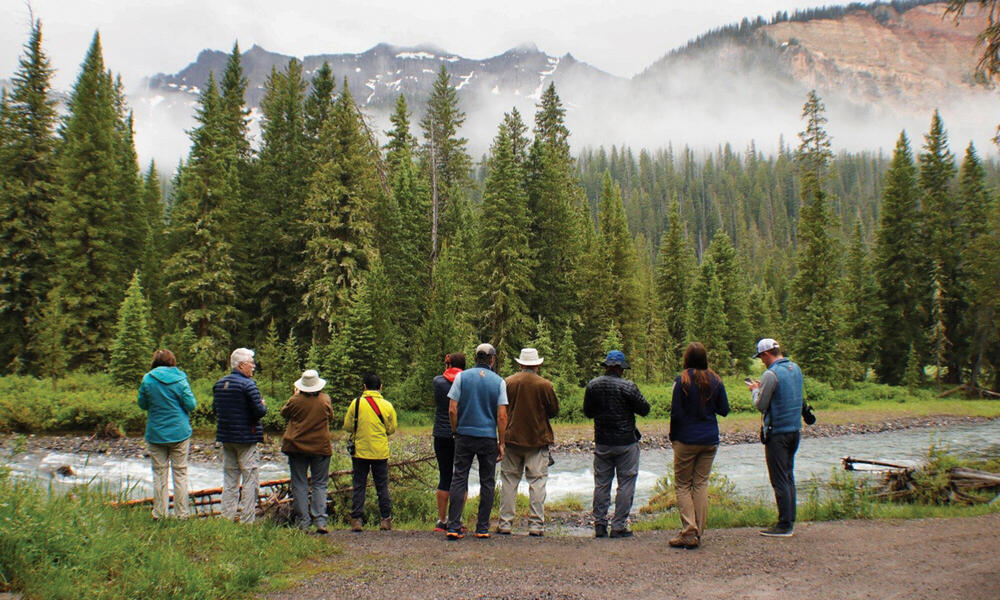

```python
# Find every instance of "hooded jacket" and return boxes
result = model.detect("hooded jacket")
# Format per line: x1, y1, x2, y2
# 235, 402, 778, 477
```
342, 390, 397, 460
432, 367, 462, 438
138, 366, 197, 444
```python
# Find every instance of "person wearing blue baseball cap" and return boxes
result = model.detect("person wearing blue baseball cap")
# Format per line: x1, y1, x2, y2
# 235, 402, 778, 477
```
583, 349, 650, 538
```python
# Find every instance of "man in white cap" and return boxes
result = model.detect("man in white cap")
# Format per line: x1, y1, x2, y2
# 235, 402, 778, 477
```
445, 343, 508, 540
746, 338, 803, 538
497, 348, 559, 536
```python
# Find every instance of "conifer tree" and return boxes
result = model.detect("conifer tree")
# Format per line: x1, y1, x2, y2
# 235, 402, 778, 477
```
874, 132, 922, 385
420, 66, 472, 263
525, 84, 579, 334
968, 181, 1000, 390
0, 20, 58, 373
384, 95, 431, 350
903, 344, 923, 389
788, 91, 840, 381
477, 119, 536, 364
219, 42, 252, 165
253, 59, 310, 336
109, 272, 153, 387
112, 78, 144, 276
257, 319, 281, 397
573, 198, 608, 370
164, 73, 239, 368
703, 231, 752, 373
555, 323, 581, 390
597, 172, 642, 357
279, 331, 302, 389
35, 287, 70, 390
918, 111, 961, 382
843, 222, 878, 379
655, 196, 694, 365
299, 80, 380, 342
51, 32, 131, 368
140, 162, 167, 339
304, 62, 335, 159
959, 143, 997, 387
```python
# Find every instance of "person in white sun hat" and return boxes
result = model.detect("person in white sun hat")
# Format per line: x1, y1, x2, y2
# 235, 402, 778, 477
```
280, 369, 333, 533
497, 348, 559, 536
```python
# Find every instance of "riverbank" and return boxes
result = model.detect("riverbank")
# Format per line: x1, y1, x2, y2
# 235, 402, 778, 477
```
264, 514, 1000, 600
4, 414, 992, 462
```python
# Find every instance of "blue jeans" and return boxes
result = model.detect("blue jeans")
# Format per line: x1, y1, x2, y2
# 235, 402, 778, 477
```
448, 434, 498, 533
287, 453, 331, 529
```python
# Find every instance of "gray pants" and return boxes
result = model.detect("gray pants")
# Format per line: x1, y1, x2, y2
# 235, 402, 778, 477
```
592, 443, 640, 530
288, 453, 331, 529
221, 442, 260, 523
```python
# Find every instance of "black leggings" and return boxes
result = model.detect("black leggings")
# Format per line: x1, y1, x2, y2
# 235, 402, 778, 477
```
434, 436, 456, 492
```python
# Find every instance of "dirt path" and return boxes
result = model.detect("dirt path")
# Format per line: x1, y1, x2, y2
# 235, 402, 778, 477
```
265, 514, 1000, 600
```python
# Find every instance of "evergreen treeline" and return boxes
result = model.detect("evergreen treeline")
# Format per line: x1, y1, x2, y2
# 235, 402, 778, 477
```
2, 23, 999, 412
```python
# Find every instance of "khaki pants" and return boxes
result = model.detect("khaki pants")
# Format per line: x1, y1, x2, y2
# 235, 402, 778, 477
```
672, 440, 718, 539
499, 445, 549, 533
221, 443, 260, 523
148, 439, 190, 519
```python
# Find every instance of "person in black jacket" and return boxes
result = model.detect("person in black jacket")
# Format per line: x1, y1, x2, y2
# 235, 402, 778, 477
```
213, 347, 267, 523
583, 350, 650, 539
431, 352, 465, 531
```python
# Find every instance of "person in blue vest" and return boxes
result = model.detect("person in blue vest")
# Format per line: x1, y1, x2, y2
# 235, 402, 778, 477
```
213, 347, 267, 523
747, 338, 803, 538
445, 343, 508, 540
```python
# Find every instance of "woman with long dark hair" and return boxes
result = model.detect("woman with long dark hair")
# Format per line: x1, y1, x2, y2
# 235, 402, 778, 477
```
668, 342, 729, 549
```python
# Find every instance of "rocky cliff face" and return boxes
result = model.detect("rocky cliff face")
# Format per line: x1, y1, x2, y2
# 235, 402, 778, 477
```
131, 1, 997, 167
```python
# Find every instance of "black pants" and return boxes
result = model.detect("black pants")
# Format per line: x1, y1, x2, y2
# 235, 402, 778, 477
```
351, 457, 391, 520
434, 436, 456, 492
765, 431, 800, 529
448, 434, 498, 533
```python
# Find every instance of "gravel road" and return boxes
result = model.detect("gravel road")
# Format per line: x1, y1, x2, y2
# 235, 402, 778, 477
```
264, 514, 1000, 600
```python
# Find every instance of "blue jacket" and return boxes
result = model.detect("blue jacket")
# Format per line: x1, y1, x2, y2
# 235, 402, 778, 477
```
669, 371, 730, 446
213, 370, 267, 444
766, 358, 803, 434
138, 367, 197, 444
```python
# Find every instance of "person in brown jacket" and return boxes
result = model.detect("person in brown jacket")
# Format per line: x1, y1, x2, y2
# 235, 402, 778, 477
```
497, 348, 559, 536
281, 369, 333, 533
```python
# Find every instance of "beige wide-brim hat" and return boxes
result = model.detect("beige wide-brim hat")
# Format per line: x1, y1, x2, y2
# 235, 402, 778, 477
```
295, 369, 326, 393
515, 348, 544, 366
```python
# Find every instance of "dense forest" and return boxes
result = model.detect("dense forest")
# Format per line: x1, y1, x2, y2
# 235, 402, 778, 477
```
2, 21, 999, 413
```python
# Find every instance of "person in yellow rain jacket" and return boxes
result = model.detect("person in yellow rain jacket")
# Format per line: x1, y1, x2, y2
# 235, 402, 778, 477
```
343, 373, 398, 531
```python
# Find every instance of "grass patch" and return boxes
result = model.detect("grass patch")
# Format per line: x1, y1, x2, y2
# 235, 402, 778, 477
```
0, 474, 333, 599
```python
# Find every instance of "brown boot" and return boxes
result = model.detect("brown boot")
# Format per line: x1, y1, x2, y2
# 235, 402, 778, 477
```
351, 518, 363, 532
380, 517, 392, 531
668, 534, 699, 549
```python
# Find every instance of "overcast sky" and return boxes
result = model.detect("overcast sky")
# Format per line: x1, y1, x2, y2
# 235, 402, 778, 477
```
3, 0, 837, 89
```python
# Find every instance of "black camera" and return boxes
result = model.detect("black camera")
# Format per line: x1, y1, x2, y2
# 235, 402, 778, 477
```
802, 403, 816, 425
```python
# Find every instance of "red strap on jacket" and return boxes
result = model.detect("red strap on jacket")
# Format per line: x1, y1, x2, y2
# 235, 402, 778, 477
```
365, 395, 385, 422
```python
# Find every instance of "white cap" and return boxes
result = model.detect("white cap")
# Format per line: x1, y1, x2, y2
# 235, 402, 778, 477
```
475, 343, 496, 356
754, 338, 780, 358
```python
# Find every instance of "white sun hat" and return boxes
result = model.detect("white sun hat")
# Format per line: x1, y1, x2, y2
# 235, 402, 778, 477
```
294, 369, 326, 393
515, 348, 544, 366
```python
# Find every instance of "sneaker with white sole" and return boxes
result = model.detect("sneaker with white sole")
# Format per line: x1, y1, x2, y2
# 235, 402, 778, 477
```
759, 526, 794, 537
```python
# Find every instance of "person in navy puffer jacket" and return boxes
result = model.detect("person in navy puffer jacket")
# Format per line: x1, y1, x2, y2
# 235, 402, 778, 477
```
213, 347, 267, 523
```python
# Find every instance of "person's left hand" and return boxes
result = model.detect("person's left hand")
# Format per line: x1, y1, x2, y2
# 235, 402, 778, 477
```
497, 442, 505, 462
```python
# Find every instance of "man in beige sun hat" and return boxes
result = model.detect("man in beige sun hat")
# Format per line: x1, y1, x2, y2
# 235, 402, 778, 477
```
497, 348, 559, 536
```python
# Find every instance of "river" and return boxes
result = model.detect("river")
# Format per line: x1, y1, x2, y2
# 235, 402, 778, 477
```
2, 420, 998, 505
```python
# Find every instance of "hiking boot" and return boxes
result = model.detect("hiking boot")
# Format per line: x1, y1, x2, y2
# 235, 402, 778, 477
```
446, 529, 465, 541
351, 518, 363, 532
528, 529, 544, 537
474, 529, 491, 539
315, 525, 329, 535
609, 528, 634, 539
669, 534, 698, 549
496, 526, 512, 535
759, 526, 794, 538
594, 524, 608, 538
433, 520, 447, 532
380, 517, 392, 531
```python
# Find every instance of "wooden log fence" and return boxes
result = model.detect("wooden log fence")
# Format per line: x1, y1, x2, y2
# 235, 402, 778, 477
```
111, 454, 435, 518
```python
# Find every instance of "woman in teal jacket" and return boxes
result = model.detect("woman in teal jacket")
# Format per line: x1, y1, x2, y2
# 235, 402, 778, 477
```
138, 349, 197, 519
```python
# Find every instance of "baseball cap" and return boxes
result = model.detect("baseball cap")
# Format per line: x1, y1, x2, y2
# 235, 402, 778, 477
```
475, 343, 496, 356
601, 350, 630, 369
753, 338, 780, 358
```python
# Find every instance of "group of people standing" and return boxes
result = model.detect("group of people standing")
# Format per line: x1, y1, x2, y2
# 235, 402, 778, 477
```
136, 336, 805, 547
